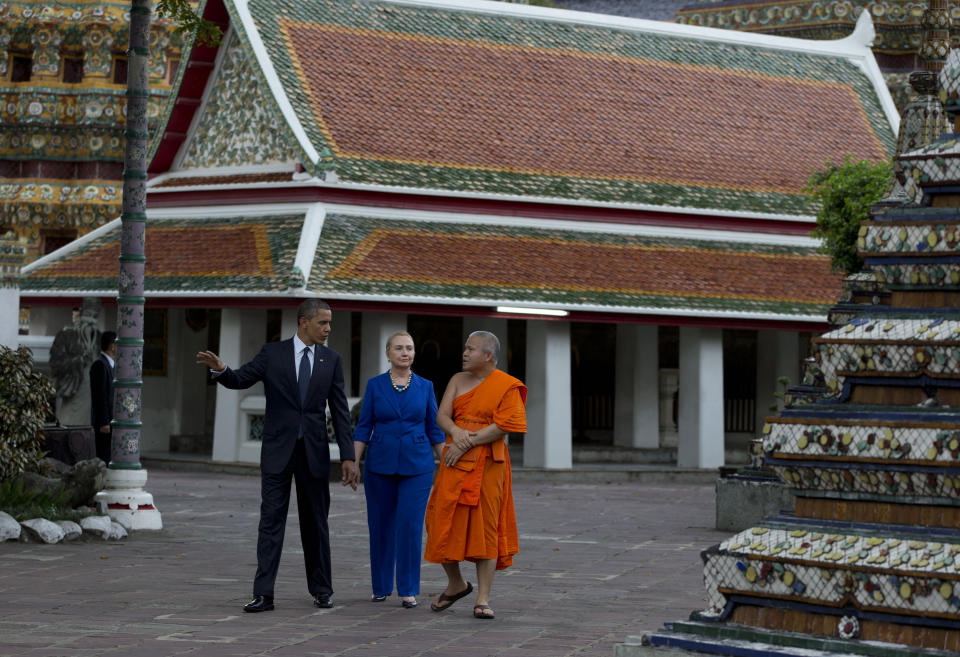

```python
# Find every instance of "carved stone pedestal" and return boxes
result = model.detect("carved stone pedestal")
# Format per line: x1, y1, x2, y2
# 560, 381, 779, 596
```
94, 468, 162, 530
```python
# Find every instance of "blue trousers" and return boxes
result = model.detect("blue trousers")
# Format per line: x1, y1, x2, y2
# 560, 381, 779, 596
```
363, 468, 433, 597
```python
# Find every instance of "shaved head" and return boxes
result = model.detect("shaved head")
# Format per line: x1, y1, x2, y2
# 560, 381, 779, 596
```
467, 330, 500, 364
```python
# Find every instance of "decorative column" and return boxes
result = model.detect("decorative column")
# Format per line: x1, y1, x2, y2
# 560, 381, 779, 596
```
524, 320, 572, 469
211, 308, 263, 464
81, 26, 115, 83
93, 0, 160, 531
325, 308, 353, 397
30, 26, 62, 82
677, 326, 725, 469
754, 329, 800, 437
0, 234, 26, 350
613, 323, 659, 448
0, 27, 10, 79
359, 311, 407, 393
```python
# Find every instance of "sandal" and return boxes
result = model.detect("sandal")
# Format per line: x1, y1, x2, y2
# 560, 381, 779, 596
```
430, 581, 473, 612
473, 604, 495, 620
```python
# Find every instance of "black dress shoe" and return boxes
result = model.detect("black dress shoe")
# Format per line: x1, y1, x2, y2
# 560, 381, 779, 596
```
401, 598, 418, 608
313, 594, 334, 608
371, 594, 388, 602
243, 595, 274, 612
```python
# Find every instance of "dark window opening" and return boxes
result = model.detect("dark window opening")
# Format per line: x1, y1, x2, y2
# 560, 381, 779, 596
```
11, 54, 32, 82
62, 56, 83, 83
112, 55, 127, 85
143, 308, 168, 376
266, 309, 282, 343
167, 58, 179, 85
41, 230, 78, 255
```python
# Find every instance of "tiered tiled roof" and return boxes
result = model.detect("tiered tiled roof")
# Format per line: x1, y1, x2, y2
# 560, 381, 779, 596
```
20, 214, 304, 294
208, 0, 895, 216
309, 213, 840, 317
20, 208, 840, 319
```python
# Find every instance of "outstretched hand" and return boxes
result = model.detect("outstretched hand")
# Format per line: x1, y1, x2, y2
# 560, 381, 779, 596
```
196, 350, 225, 371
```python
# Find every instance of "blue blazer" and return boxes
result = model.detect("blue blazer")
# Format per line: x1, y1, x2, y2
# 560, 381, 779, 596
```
216, 339, 354, 478
353, 372, 445, 476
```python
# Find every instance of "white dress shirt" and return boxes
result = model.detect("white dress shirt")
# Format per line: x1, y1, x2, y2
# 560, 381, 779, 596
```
293, 334, 314, 380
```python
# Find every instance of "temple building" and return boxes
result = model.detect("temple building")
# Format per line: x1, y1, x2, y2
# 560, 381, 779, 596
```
0, 0, 190, 266
18, 0, 896, 471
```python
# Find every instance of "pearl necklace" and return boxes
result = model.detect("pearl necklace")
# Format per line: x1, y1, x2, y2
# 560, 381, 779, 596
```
390, 370, 412, 392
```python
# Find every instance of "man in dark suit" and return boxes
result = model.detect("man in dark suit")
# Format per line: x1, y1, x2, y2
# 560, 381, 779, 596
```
196, 299, 360, 612
89, 330, 116, 464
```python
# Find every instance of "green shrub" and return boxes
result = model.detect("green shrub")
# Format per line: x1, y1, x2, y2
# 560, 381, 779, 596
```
806, 156, 893, 274
0, 478, 89, 522
0, 346, 54, 482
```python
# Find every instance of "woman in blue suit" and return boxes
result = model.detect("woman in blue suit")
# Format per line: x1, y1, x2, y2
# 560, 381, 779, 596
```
353, 331, 446, 607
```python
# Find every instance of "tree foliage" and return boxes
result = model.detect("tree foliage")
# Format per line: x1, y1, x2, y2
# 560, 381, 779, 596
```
156, 0, 222, 46
0, 346, 54, 482
806, 156, 893, 275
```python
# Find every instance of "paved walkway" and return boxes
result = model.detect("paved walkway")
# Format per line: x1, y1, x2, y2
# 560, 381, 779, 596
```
0, 468, 725, 657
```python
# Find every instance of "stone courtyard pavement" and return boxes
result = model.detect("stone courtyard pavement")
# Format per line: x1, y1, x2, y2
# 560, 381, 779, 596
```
0, 469, 724, 657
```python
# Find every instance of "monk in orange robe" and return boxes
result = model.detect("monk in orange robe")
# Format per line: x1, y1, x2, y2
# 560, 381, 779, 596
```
425, 330, 526, 620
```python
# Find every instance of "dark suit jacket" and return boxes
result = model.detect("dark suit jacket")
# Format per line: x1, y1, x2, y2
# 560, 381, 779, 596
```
353, 372, 445, 476
216, 339, 355, 478
89, 353, 113, 431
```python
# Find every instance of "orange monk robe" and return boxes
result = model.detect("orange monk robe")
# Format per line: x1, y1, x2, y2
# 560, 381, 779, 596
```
424, 369, 527, 570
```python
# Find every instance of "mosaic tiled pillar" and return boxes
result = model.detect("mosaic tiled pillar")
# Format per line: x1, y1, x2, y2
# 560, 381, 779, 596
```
111, 0, 151, 471
93, 0, 161, 532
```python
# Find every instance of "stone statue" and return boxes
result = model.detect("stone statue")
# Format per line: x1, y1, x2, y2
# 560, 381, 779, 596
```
49, 298, 101, 425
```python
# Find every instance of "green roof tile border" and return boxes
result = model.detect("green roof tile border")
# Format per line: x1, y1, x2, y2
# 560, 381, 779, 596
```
306, 213, 835, 318
21, 212, 305, 294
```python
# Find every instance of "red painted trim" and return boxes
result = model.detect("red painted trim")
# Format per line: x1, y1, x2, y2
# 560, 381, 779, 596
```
19, 295, 826, 331
137, 504, 156, 510
148, 0, 229, 173
108, 503, 132, 510
148, 185, 815, 235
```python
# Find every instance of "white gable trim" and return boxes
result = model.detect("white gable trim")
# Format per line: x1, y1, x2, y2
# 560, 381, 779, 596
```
292, 204, 326, 288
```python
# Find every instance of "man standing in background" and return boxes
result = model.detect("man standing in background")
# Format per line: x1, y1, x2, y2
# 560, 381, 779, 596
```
89, 330, 116, 464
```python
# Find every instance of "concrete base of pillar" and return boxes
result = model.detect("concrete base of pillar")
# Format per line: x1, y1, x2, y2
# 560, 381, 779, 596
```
715, 476, 795, 532
94, 468, 162, 530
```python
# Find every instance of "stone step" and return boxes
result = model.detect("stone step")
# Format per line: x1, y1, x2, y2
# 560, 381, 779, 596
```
615, 621, 958, 657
